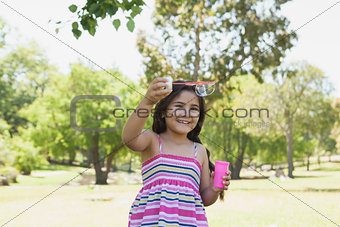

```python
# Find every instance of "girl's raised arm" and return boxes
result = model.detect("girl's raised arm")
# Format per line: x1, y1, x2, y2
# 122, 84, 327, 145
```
121, 77, 172, 152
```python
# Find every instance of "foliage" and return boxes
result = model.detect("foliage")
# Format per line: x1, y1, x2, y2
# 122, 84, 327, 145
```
0, 41, 56, 136
262, 61, 336, 177
0, 166, 19, 183
0, 17, 7, 48
64, 0, 146, 39
20, 63, 142, 171
10, 135, 48, 175
137, 0, 297, 100
0, 119, 12, 167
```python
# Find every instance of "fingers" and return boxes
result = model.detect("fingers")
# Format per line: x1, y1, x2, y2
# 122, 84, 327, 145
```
153, 77, 170, 83
154, 86, 172, 96
223, 175, 231, 180
145, 77, 173, 104
151, 82, 169, 90
222, 180, 231, 186
222, 170, 231, 190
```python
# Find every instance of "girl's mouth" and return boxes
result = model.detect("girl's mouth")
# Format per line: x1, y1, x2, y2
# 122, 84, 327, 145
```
177, 119, 190, 125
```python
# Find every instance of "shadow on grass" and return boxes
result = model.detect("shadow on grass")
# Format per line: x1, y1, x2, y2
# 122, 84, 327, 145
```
232, 187, 340, 192
236, 174, 325, 180
311, 167, 340, 172
304, 188, 340, 192
293, 175, 324, 179
35, 164, 85, 172
236, 176, 269, 180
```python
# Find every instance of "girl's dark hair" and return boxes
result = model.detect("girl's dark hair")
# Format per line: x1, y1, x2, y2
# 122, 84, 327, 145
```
152, 80, 224, 201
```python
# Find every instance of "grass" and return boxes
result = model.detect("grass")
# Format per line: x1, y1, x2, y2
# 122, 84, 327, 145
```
0, 162, 339, 227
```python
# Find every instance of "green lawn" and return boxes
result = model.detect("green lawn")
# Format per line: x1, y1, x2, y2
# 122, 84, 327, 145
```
0, 162, 339, 227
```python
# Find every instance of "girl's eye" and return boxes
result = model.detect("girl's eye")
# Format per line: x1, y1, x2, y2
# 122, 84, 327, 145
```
174, 105, 199, 111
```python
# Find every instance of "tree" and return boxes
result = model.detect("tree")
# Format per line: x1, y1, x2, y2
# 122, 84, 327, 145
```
330, 98, 340, 157
62, 0, 147, 39
0, 17, 7, 48
0, 41, 55, 136
137, 0, 297, 106
0, 119, 12, 167
263, 61, 337, 178
21, 63, 141, 184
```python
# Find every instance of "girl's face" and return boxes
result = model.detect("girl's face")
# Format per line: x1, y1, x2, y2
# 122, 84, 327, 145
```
162, 90, 200, 135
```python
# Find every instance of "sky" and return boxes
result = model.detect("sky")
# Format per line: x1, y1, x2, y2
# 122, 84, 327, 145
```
1, 0, 339, 98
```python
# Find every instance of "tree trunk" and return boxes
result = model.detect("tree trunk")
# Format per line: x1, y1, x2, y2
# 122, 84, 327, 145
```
112, 158, 118, 172
128, 155, 133, 173
285, 114, 294, 178
92, 132, 107, 184
193, 14, 202, 82
68, 150, 76, 165
232, 131, 248, 179
306, 155, 310, 171
92, 133, 124, 185
86, 147, 93, 167
105, 145, 124, 175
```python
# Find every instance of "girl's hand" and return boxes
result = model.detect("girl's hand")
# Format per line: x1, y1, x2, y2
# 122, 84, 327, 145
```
143, 77, 172, 106
210, 170, 231, 192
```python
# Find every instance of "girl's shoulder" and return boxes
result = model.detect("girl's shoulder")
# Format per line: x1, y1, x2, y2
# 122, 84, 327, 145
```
195, 142, 207, 166
141, 129, 159, 149
140, 130, 160, 163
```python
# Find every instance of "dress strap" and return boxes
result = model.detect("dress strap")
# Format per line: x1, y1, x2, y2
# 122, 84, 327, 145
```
194, 142, 197, 159
158, 134, 162, 154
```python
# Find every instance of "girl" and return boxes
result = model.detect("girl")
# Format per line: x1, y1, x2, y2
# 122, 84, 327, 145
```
122, 77, 231, 226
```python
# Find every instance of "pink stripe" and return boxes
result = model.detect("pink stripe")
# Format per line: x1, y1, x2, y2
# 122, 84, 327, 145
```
142, 179, 200, 194
159, 206, 195, 217
145, 200, 194, 209
131, 206, 201, 220
143, 156, 198, 169
135, 184, 201, 200
161, 185, 200, 197
145, 172, 198, 188
142, 153, 201, 171
159, 212, 208, 222
151, 157, 201, 174
130, 207, 159, 220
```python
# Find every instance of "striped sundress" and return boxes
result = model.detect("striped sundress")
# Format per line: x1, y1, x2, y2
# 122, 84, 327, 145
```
128, 134, 209, 226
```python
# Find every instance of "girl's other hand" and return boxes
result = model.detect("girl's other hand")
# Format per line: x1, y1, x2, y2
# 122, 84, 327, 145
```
210, 170, 231, 192
143, 77, 173, 106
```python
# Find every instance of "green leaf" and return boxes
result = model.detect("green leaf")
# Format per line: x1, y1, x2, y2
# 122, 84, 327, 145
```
112, 19, 121, 31
68, 4, 77, 13
55, 28, 59, 34
80, 15, 90, 30
72, 22, 78, 30
131, 5, 142, 15
135, 0, 145, 6
72, 29, 82, 39
131, 6, 142, 19
56, 21, 62, 24
94, 7, 102, 17
89, 3, 99, 14
107, 6, 118, 16
89, 26, 96, 36
127, 19, 135, 32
